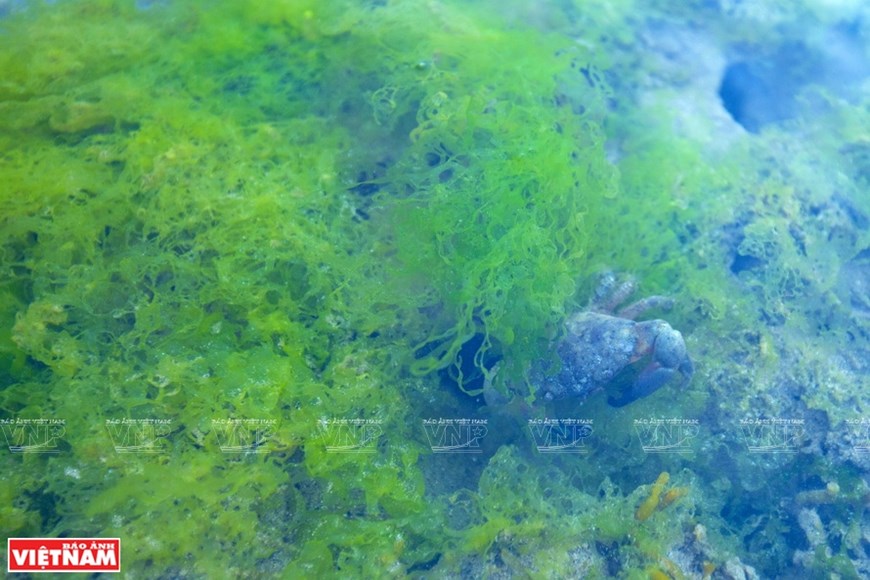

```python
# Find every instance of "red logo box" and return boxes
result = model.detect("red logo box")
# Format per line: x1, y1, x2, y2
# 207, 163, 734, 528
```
7, 538, 120, 573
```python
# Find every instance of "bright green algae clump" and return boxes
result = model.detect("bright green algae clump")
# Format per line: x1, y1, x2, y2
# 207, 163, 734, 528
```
0, 0, 618, 575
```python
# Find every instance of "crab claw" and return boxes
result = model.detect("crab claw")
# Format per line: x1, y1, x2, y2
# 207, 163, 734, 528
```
607, 321, 693, 407
607, 363, 675, 407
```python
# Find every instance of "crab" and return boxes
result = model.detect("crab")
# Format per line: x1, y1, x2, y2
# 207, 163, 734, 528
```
529, 271, 694, 407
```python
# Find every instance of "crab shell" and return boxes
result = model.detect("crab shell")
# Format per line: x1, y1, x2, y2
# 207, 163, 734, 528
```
534, 311, 694, 406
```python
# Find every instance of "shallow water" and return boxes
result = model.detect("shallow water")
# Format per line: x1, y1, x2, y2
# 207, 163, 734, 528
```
1, 0, 868, 577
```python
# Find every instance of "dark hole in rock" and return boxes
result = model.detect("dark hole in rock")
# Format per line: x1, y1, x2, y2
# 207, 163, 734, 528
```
718, 41, 820, 132
719, 61, 794, 133
730, 253, 766, 274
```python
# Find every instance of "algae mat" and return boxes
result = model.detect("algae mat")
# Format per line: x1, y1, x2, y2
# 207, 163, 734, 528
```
1, 0, 869, 577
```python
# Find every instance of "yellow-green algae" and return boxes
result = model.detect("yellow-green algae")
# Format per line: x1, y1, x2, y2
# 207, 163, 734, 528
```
1, 0, 869, 577
0, 0, 619, 574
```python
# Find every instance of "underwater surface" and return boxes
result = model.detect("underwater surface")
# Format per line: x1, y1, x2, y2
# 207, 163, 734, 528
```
0, 0, 868, 577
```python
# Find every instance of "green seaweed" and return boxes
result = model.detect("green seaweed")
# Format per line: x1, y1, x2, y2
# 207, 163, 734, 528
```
0, 0, 615, 573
